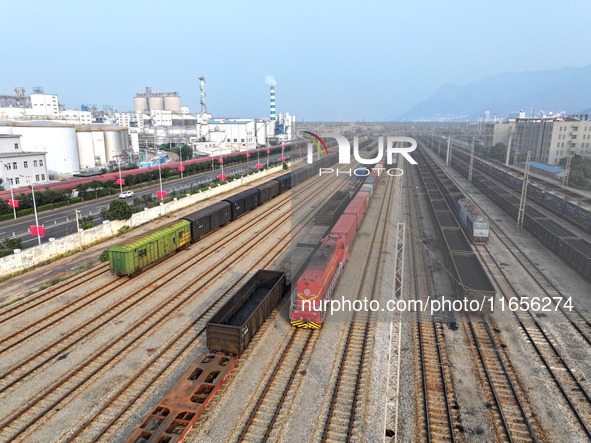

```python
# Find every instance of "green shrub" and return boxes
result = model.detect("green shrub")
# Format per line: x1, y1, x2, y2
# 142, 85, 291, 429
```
99, 250, 109, 262
118, 225, 131, 235
69, 197, 82, 204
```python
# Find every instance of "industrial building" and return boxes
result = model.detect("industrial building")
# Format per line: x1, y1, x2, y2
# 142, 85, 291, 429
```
484, 117, 591, 165
0, 122, 79, 177
0, 134, 49, 190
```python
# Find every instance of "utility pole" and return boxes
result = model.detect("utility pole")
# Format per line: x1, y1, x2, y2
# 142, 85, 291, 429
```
517, 151, 531, 233
563, 150, 575, 188
31, 183, 41, 245
75, 209, 82, 250
445, 133, 451, 167
505, 134, 512, 166
468, 136, 475, 187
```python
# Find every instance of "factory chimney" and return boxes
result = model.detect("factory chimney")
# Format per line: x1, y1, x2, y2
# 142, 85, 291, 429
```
270, 86, 276, 121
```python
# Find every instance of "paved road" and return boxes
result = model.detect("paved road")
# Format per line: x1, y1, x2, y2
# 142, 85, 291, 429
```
0, 154, 290, 250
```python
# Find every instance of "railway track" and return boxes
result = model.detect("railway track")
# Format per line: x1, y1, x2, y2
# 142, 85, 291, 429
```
417, 145, 581, 441
0, 171, 348, 441
233, 328, 317, 442
0, 191, 296, 396
408, 170, 461, 442
0, 262, 109, 324
310, 170, 395, 442
50, 168, 357, 442
476, 246, 591, 439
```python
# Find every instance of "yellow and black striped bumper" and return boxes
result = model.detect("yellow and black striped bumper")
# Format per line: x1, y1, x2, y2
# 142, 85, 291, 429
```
291, 320, 321, 329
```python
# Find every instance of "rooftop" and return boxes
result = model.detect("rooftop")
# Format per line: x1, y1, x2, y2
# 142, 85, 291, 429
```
524, 161, 564, 174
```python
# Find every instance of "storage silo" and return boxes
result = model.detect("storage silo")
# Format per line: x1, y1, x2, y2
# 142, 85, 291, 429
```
164, 95, 181, 112
91, 129, 106, 165
119, 127, 130, 153
130, 130, 139, 153
134, 96, 148, 112
6, 123, 80, 176
148, 96, 164, 111
104, 128, 124, 162
76, 129, 96, 170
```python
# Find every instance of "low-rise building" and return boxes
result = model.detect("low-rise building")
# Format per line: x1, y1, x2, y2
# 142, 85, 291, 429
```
0, 134, 49, 190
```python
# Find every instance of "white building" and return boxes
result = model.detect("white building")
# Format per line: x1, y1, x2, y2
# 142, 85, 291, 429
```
488, 117, 591, 165
61, 109, 93, 124
0, 134, 49, 190
208, 119, 256, 152
30, 93, 60, 117
151, 110, 173, 126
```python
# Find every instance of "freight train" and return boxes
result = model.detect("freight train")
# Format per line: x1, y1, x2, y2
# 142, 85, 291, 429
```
107, 150, 339, 277
0, 141, 306, 202
426, 140, 591, 281
289, 157, 387, 328
446, 140, 591, 233
457, 198, 490, 244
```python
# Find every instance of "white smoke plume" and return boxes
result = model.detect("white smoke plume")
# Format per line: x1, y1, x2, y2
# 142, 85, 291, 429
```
265, 75, 277, 86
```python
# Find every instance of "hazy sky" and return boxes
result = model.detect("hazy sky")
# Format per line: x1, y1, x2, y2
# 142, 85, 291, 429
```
2, 0, 590, 121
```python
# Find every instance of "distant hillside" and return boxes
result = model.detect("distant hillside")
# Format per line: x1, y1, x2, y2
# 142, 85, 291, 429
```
399, 64, 591, 121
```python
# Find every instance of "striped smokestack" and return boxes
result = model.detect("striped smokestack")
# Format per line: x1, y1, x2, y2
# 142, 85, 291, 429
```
270, 86, 276, 121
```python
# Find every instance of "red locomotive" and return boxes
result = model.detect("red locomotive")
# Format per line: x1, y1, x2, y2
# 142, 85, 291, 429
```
290, 234, 349, 329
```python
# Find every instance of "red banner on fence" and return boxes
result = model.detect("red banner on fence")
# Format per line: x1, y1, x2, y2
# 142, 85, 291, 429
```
31, 226, 45, 236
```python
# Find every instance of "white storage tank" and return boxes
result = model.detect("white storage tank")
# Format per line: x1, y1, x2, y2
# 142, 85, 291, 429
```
103, 128, 123, 163
164, 95, 181, 112
76, 129, 96, 170
130, 130, 139, 153
134, 97, 148, 112
0, 123, 80, 177
148, 96, 164, 111
91, 130, 106, 165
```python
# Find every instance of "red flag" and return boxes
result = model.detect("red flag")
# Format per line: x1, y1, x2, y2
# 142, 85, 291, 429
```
218, 158, 223, 163
246, 153, 250, 158
157, 191, 166, 198
117, 178, 125, 185
280, 157, 285, 161
256, 164, 262, 169
267, 150, 270, 154
178, 166, 185, 171
219, 174, 227, 180
9, 199, 18, 208
31, 226, 45, 236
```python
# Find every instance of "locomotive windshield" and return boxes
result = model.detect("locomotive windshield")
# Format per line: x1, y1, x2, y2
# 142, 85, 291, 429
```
474, 221, 488, 229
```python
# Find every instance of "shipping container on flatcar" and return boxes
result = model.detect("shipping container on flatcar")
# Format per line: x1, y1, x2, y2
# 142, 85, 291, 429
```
108, 219, 191, 276
206, 270, 286, 355
181, 201, 231, 242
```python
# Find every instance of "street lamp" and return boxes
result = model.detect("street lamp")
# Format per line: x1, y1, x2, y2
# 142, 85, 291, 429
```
117, 155, 123, 194
28, 179, 42, 245
157, 158, 164, 200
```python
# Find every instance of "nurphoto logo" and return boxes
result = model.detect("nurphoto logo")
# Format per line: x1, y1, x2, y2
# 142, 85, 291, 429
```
306, 134, 418, 176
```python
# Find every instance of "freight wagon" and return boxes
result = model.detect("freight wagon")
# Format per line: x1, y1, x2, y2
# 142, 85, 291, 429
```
207, 270, 286, 354
107, 220, 192, 276
181, 201, 231, 243
107, 140, 346, 277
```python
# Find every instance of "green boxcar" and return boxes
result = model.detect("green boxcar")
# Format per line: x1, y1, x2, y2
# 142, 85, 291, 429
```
108, 219, 192, 276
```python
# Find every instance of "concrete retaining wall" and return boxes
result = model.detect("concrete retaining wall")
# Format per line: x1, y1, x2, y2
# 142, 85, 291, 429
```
0, 166, 285, 277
